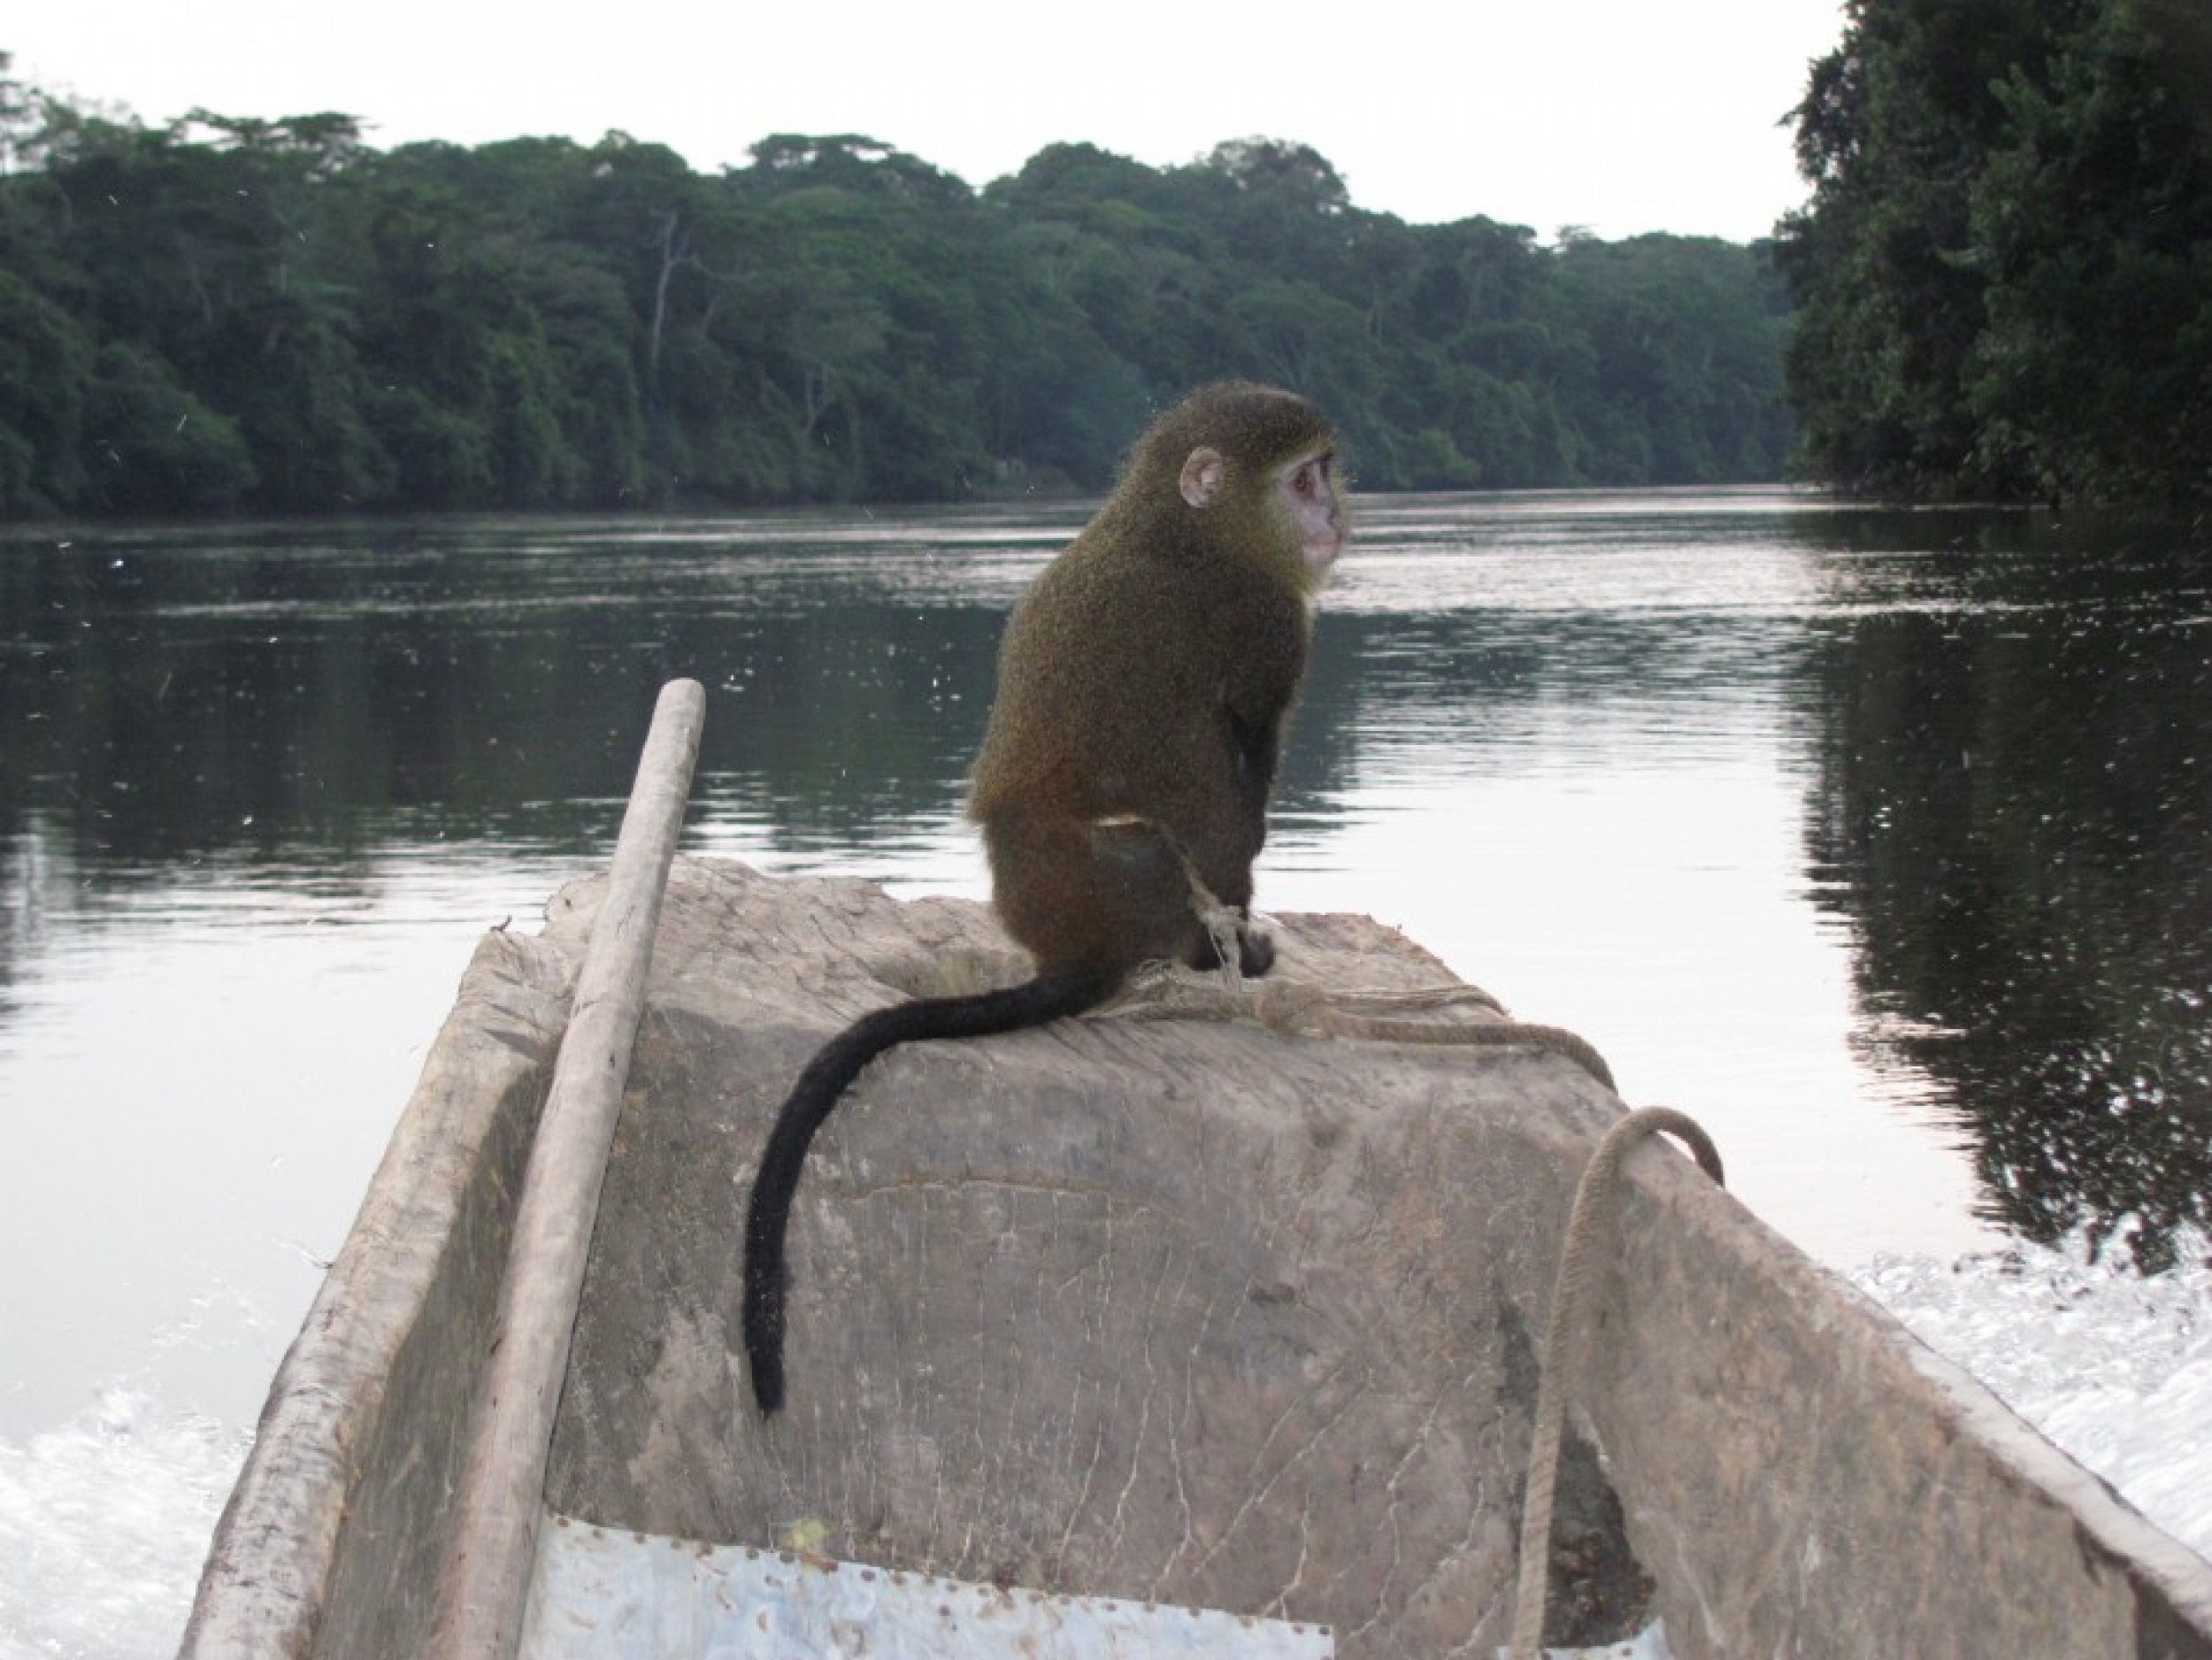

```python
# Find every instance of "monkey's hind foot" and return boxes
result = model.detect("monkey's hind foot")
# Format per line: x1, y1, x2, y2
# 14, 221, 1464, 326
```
1192, 900, 1272, 988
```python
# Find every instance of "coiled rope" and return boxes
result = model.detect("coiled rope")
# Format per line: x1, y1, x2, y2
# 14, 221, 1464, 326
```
1509, 1106, 1724, 1660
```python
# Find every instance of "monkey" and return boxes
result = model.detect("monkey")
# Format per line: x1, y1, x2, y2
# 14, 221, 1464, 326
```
740, 381, 1346, 1416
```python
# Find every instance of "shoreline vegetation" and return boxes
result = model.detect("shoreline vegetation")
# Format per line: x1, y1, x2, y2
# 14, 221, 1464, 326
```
1, 70, 1790, 521
5, 0, 2208, 524
1777, 0, 2212, 512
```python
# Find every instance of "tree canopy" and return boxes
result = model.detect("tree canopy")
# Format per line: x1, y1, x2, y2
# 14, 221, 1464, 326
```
1778, 0, 2212, 505
0, 67, 1793, 518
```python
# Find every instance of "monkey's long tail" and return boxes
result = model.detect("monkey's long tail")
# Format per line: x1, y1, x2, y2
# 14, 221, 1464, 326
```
741, 966, 1115, 1416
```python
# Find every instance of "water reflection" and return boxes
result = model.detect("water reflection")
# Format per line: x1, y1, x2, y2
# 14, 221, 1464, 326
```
1796, 508, 2212, 1267
4, 494, 2208, 1425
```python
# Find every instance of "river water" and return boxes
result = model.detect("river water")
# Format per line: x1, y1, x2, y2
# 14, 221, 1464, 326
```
3, 488, 2208, 1652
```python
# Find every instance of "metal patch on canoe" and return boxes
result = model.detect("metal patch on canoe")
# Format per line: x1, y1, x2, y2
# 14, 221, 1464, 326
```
521, 1512, 1336, 1658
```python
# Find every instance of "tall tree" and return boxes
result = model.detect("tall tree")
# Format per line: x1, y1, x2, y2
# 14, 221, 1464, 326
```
1780, 0, 2212, 504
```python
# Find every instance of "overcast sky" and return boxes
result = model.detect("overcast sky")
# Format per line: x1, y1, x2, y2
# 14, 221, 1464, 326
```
11, 0, 1844, 242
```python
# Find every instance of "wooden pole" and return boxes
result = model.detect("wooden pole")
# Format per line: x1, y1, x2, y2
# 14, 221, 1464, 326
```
427, 678, 707, 1660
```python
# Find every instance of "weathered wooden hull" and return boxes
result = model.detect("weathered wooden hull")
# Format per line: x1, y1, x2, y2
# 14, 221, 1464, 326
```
180, 856, 2212, 1658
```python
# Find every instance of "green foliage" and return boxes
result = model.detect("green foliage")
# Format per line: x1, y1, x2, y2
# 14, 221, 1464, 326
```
0, 269, 93, 512
82, 342, 260, 511
0, 71, 1794, 518
1780, 0, 2212, 504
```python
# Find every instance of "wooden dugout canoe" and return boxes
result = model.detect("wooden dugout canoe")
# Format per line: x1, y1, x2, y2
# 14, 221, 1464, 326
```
178, 690, 2212, 1660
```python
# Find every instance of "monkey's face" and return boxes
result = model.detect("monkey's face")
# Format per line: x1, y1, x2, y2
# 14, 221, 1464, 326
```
1175, 423, 1346, 594
1275, 444, 1346, 590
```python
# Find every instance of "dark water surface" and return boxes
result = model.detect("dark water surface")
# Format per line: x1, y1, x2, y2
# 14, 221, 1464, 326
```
4, 488, 2209, 1438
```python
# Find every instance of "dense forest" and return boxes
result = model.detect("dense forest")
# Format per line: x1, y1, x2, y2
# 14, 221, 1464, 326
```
1779, 0, 2212, 505
11, 0, 2212, 521
0, 65, 1793, 518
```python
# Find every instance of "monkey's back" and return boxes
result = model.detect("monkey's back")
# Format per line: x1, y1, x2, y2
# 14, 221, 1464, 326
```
972, 525, 1307, 818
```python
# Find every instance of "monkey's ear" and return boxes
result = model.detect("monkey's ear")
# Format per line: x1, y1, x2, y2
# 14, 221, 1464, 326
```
1179, 447, 1226, 509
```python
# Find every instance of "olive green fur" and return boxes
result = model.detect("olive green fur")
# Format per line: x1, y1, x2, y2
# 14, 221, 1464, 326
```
969, 380, 1338, 978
